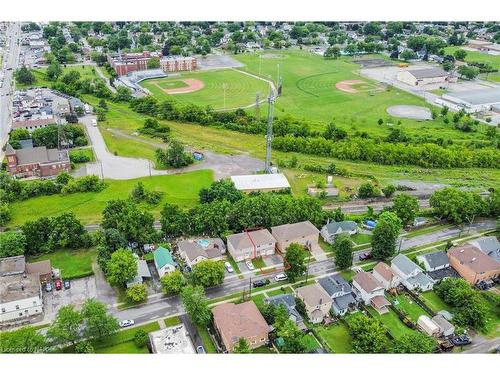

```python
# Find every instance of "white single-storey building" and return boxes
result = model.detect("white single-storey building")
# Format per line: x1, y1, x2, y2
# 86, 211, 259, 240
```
441, 87, 500, 113
230, 173, 290, 193
0, 273, 43, 323
397, 67, 448, 86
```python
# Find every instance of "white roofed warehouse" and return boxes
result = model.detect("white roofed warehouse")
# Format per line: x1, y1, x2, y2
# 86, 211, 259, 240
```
230, 173, 290, 193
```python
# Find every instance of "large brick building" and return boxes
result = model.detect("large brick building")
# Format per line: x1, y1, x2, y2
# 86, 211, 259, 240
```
108, 51, 197, 76
5, 144, 71, 178
160, 56, 197, 72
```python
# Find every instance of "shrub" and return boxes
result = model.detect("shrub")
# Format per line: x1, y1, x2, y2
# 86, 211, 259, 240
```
134, 330, 148, 348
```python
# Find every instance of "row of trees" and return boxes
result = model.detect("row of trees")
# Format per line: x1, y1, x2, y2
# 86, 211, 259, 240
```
10, 124, 87, 150
272, 135, 500, 169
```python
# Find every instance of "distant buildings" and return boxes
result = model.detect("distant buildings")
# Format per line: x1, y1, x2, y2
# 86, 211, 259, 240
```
108, 51, 197, 76
5, 143, 71, 178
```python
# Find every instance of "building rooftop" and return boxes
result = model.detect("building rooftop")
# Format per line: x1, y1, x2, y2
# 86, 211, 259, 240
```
392, 254, 420, 276
25, 260, 52, 276
230, 173, 290, 191
0, 255, 26, 277
323, 220, 357, 234
8, 145, 69, 166
448, 245, 500, 274
271, 221, 319, 243
295, 283, 331, 307
444, 87, 500, 106
353, 271, 384, 293
468, 236, 500, 263
178, 238, 225, 262
407, 67, 448, 79
418, 251, 450, 270
226, 229, 275, 251
318, 274, 351, 297
149, 325, 196, 354
373, 262, 396, 282
0, 273, 41, 303
153, 246, 176, 269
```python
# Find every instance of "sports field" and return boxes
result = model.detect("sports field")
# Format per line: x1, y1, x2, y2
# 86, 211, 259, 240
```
234, 50, 471, 137
140, 68, 270, 110
443, 46, 500, 83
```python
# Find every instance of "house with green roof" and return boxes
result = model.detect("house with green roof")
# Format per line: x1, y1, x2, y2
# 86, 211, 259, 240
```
153, 246, 177, 277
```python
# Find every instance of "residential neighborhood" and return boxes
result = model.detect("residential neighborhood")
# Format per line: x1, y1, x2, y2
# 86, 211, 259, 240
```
0, 8, 499, 368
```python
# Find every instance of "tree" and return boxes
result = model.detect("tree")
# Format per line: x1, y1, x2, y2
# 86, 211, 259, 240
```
457, 65, 480, 80
357, 182, 379, 198
382, 184, 396, 198
199, 179, 243, 204
21, 216, 53, 255
106, 248, 137, 286
126, 283, 148, 303
233, 337, 252, 353
392, 194, 419, 226
430, 188, 486, 224
371, 211, 402, 260
48, 212, 91, 249
81, 299, 119, 340
453, 49, 467, 61
191, 260, 225, 287
0, 232, 26, 258
347, 314, 389, 353
160, 202, 187, 238
160, 269, 186, 295
15, 66, 35, 85
333, 233, 353, 269
277, 319, 308, 353
181, 285, 212, 327
147, 57, 160, 69
392, 331, 437, 353
0, 203, 11, 226
75, 341, 95, 353
486, 190, 500, 217
284, 243, 308, 282
324, 46, 341, 59
400, 50, 417, 60
0, 327, 46, 353
47, 305, 83, 346
134, 330, 149, 348
46, 61, 62, 80
156, 140, 193, 168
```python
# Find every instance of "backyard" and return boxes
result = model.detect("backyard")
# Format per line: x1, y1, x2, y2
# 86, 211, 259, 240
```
420, 290, 453, 314
391, 293, 430, 322
28, 247, 97, 280
367, 307, 414, 339
314, 321, 353, 353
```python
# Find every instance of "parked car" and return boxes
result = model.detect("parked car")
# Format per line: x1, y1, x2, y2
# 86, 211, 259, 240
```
246, 260, 255, 271
119, 320, 135, 328
359, 252, 372, 261
91, 119, 97, 126
476, 280, 494, 290
63, 280, 71, 289
224, 262, 234, 273
45, 282, 53, 292
274, 273, 288, 282
54, 279, 62, 290
450, 334, 471, 346
196, 345, 206, 354
253, 279, 269, 288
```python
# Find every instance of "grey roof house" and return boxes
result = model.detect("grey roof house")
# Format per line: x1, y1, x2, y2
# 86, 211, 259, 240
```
391, 254, 435, 292
320, 220, 358, 244
126, 254, 152, 288
417, 251, 450, 272
318, 274, 357, 316
468, 236, 500, 263
178, 238, 226, 267
265, 293, 306, 330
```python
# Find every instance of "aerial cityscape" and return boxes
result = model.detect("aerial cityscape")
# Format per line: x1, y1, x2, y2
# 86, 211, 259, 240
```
0, 18, 499, 359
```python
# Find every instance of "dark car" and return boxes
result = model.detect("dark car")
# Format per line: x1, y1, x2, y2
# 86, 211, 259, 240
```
359, 252, 372, 261
476, 280, 494, 290
253, 279, 269, 288
64, 280, 71, 289
450, 334, 471, 346
45, 282, 53, 292
196, 345, 206, 354
54, 279, 62, 291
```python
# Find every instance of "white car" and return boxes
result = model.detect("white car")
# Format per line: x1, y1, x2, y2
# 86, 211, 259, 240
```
119, 319, 135, 328
224, 262, 234, 273
91, 119, 97, 127
274, 273, 288, 282
245, 260, 255, 271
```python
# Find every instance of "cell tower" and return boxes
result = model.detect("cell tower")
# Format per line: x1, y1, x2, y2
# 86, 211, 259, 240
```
264, 94, 275, 173
254, 92, 260, 122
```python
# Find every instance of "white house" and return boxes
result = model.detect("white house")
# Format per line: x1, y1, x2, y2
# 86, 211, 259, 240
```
372, 262, 401, 290
0, 273, 43, 323
391, 254, 435, 292
153, 246, 177, 278
320, 220, 358, 244
352, 271, 390, 314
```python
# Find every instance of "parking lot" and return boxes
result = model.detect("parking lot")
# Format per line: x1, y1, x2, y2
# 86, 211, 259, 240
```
43, 276, 97, 321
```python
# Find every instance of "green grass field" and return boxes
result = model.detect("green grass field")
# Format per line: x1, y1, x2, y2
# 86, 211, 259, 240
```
391, 294, 430, 322
420, 290, 453, 314
28, 247, 97, 280
368, 307, 414, 339
443, 47, 500, 82
140, 68, 270, 110
315, 322, 353, 353
8, 170, 213, 226
16, 64, 100, 90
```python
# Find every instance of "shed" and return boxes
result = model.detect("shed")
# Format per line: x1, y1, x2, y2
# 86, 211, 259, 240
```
432, 314, 455, 337
230, 173, 290, 193
417, 315, 439, 336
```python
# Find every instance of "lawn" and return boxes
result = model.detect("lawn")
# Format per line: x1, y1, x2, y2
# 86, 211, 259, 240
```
303, 333, 323, 352
252, 256, 267, 269
315, 322, 353, 353
266, 286, 293, 297
28, 247, 97, 280
251, 293, 266, 309
8, 170, 213, 226
367, 307, 414, 339
351, 233, 372, 246
69, 148, 95, 167
420, 290, 453, 314
479, 292, 500, 338
196, 324, 217, 353
339, 269, 355, 282
443, 47, 500, 71
95, 340, 149, 354
164, 316, 182, 327
391, 293, 430, 322
140, 68, 270, 110
16, 64, 101, 90
90, 321, 160, 353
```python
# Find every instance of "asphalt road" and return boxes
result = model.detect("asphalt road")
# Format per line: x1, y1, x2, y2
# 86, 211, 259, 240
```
0, 22, 21, 159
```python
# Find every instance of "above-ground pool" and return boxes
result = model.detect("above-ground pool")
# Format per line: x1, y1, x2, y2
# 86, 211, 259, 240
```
197, 239, 210, 248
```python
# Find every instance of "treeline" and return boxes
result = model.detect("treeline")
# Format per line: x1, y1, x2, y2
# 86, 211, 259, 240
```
272, 135, 500, 169
9, 124, 87, 150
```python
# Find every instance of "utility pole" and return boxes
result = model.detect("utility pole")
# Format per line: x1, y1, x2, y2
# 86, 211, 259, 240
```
222, 83, 227, 109
99, 160, 104, 180
248, 276, 252, 300
259, 54, 262, 75
264, 94, 275, 173
305, 243, 312, 284
255, 92, 260, 122
148, 160, 152, 177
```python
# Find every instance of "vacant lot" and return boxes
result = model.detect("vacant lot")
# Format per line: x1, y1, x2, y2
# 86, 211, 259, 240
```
9, 170, 213, 226
28, 247, 97, 280
141, 69, 270, 110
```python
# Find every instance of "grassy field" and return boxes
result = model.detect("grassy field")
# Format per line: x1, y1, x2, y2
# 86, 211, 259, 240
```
16, 64, 100, 90
92, 321, 160, 354
140, 68, 270, 110
391, 293, 430, 322
28, 247, 97, 280
164, 316, 182, 327
69, 148, 95, 167
420, 290, 453, 314
8, 170, 213, 226
443, 47, 500, 83
367, 307, 414, 339
197, 324, 217, 353
480, 292, 500, 338
315, 322, 353, 353
351, 233, 372, 245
